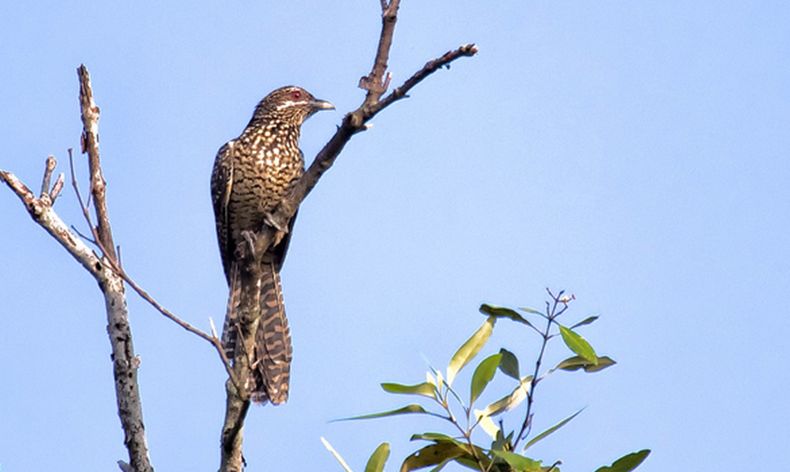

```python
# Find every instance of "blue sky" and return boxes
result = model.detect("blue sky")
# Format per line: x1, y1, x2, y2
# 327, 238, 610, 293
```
1, 1, 789, 470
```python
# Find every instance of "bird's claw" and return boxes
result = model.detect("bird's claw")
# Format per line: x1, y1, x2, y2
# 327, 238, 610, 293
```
264, 212, 288, 233
264, 212, 289, 246
241, 230, 257, 259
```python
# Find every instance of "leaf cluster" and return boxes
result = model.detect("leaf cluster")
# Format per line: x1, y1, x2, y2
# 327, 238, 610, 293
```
325, 290, 649, 472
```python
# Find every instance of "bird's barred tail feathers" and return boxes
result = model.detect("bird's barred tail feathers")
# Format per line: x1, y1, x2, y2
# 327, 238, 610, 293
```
253, 262, 293, 404
220, 261, 293, 405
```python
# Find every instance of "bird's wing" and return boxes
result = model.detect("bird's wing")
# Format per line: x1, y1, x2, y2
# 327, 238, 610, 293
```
211, 141, 235, 281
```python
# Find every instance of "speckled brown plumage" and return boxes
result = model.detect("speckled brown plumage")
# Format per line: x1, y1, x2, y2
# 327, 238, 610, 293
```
211, 86, 333, 404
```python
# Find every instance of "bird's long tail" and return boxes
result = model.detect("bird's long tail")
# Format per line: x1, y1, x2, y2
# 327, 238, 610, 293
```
221, 261, 293, 405
252, 261, 292, 404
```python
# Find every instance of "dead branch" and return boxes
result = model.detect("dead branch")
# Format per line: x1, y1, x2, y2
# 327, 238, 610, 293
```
1, 155, 153, 472
67, 151, 240, 391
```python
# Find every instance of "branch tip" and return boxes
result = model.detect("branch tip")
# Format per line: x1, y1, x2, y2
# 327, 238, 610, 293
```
51, 173, 65, 201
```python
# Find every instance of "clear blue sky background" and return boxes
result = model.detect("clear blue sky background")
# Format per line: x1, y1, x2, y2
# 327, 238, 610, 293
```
1, 1, 788, 471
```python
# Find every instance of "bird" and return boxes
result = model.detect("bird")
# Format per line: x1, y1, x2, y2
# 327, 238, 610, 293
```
211, 85, 334, 404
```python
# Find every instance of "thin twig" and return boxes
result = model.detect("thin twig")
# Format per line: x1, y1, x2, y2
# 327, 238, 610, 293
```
97, 238, 240, 390
73, 146, 237, 384
70, 224, 98, 246
69, 150, 103, 250
513, 290, 569, 450
376, 44, 479, 112
360, 0, 400, 105
50, 173, 64, 201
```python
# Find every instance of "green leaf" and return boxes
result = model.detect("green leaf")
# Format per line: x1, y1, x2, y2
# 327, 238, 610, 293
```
427, 459, 453, 472
382, 382, 436, 398
492, 450, 543, 472
479, 376, 531, 417
447, 316, 496, 385
400, 443, 467, 472
595, 450, 651, 472
518, 306, 544, 316
498, 348, 520, 380
524, 408, 584, 450
364, 442, 391, 472
410, 433, 467, 449
480, 304, 534, 328
473, 408, 502, 439
555, 355, 616, 373
570, 315, 599, 329
558, 325, 598, 364
492, 429, 515, 453
455, 457, 483, 470
336, 404, 430, 421
470, 353, 502, 405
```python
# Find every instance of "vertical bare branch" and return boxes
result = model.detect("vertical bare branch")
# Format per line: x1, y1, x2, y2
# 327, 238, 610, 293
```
78, 64, 117, 261
40, 155, 56, 198
75, 65, 154, 472
360, 0, 400, 106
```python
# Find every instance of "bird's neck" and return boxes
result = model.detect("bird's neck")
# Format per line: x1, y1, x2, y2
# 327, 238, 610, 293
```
242, 118, 301, 144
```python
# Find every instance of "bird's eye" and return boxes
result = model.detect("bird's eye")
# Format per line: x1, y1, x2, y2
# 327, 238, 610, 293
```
291, 90, 302, 100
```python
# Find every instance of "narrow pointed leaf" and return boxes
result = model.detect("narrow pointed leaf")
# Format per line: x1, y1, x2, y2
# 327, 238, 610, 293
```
470, 353, 502, 405
480, 304, 534, 328
455, 457, 483, 470
320, 437, 354, 472
400, 443, 467, 472
428, 459, 453, 472
594, 450, 651, 472
498, 348, 520, 380
518, 306, 544, 316
447, 316, 495, 385
480, 376, 531, 417
556, 355, 616, 373
382, 382, 436, 398
365, 443, 391, 472
558, 325, 598, 364
410, 433, 466, 447
570, 315, 599, 329
473, 409, 501, 439
492, 450, 543, 472
337, 404, 429, 421
524, 408, 584, 450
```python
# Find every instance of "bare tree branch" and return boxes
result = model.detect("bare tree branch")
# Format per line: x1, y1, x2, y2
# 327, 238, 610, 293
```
69, 141, 242, 393
78, 65, 118, 262
40, 155, 56, 198
77, 66, 154, 472
360, 0, 400, 104
2, 69, 156, 472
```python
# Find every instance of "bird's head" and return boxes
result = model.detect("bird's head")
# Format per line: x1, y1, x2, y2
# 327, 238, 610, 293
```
253, 85, 335, 126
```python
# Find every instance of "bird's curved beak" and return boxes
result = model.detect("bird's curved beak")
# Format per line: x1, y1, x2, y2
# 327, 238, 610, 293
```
310, 99, 335, 111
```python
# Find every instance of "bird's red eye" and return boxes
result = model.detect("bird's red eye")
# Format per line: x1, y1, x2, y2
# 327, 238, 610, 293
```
291, 90, 302, 100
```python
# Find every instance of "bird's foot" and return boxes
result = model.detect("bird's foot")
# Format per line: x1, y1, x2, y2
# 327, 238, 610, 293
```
240, 230, 257, 260
264, 211, 288, 233
264, 212, 289, 246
